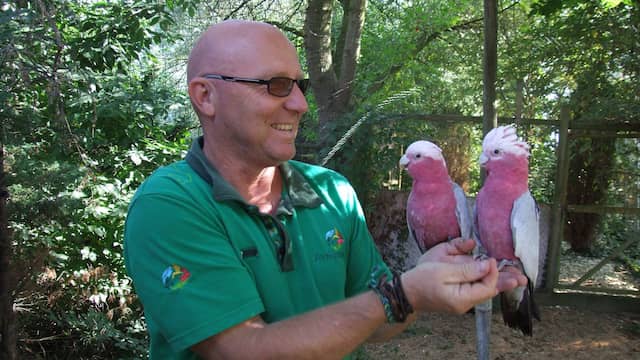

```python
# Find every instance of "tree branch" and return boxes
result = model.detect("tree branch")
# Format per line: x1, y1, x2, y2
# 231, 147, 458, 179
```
366, 1, 520, 96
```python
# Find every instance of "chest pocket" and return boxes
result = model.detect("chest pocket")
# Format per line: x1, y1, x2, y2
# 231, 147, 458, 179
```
223, 206, 294, 277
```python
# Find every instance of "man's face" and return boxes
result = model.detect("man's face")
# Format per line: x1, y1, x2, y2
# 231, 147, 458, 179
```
208, 29, 309, 168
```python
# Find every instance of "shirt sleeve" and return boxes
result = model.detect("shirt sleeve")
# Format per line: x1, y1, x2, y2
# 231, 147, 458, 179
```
339, 180, 391, 297
124, 184, 264, 352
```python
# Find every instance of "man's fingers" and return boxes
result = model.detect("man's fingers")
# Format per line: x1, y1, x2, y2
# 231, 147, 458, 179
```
497, 276, 517, 293
452, 258, 496, 283
449, 237, 475, 255
446, 258, 498, 312
496, 271, 528, 292
407, 259, 500, 314
467, 258, 499, 299
448, 255, 475, 265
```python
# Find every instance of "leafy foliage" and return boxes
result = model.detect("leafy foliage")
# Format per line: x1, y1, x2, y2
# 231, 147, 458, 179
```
9, 136, 189, 358
1, 0, 195, 357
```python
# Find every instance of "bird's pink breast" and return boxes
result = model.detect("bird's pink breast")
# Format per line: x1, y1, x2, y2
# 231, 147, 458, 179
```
476, 180, 522, 260
408, 187, 460, 250
477, 155, 529, 260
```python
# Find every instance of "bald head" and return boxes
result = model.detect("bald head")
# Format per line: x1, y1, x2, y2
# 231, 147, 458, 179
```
187, 20, 297, 83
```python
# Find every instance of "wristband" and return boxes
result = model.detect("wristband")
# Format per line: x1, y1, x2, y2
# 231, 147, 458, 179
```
368, 266, 414, 323
368, 265, 396, 323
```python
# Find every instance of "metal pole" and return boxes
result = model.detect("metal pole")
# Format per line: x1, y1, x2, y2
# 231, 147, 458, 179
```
481, 0, 498, 184
476, 2, 498, 360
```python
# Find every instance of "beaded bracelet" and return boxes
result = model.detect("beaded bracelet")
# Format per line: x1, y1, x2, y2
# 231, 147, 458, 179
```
368, 266, 396, 323
370, 282, 396, 323
368, 267, 414, 323
387, 272, 413, 322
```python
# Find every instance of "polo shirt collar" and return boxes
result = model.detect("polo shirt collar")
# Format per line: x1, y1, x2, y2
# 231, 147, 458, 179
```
185, 136, 323, 211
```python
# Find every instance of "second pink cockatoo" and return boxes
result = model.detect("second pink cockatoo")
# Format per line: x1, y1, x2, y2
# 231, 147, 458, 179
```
474, 125, 546, 336
400, 140, 472, 254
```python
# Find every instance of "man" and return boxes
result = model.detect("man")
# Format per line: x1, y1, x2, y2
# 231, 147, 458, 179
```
124, 20, 526, 359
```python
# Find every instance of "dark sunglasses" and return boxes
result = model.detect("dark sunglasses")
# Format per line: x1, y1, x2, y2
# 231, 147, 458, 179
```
202, 74, 309, 97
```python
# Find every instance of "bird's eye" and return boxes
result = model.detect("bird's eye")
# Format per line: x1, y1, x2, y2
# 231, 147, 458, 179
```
493, 149, 500, 155
416, 154, 421, 158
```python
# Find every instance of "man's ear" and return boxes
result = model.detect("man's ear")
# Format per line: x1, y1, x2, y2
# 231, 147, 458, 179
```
188, 78, 216, 117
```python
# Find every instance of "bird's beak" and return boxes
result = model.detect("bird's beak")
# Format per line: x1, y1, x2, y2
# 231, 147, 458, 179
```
479, 153, 489, 166
399, 155, 409, 168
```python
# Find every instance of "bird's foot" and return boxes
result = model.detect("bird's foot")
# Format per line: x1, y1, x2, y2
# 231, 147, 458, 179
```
472, 240, 489, 260
497, 259, 517, 271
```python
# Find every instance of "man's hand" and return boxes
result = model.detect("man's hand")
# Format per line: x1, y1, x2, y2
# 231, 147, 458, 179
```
497, 265, 528, 292
417, 237, 476, 264
416, 238, 528, 294
402, 256, 499, 314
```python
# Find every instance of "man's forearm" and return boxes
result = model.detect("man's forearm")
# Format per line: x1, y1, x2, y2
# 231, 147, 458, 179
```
366, 312, 417, 343
192, 242, 503, 359
192, 290, 409, 359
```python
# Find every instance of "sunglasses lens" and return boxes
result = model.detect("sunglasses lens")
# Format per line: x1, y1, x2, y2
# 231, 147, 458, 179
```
269, 78, 294, 97
296, 79, 309, 95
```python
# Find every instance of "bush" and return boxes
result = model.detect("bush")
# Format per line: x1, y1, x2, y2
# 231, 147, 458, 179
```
8, 134, 190, 358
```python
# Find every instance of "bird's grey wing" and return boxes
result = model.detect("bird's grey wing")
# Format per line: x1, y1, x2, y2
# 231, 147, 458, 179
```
452, 182, 473, 240
511, 191, 544, 288
470, 195, 487, 259
406, 207, 425, 254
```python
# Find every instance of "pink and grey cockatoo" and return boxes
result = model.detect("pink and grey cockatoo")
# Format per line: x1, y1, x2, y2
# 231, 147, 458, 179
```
474, 125, 546, 336
400, 140, 472, 254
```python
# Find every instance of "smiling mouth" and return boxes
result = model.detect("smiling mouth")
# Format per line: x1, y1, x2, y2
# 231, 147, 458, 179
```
272, 124, 294, 131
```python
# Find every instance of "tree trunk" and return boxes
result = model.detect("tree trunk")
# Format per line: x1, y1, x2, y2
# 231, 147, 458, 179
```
563, 60, 617, 253
304, 0, 367, 150
0, 143, 16, 359
435, 124, 473, 193
564, 137, 615, 252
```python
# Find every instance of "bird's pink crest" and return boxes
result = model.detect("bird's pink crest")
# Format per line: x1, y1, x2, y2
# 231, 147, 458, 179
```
482, 125, 530, 158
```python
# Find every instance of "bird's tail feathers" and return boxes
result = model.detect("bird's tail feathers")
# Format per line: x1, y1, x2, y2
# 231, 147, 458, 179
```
530, 279, 541, 321
500, 280, 540, 336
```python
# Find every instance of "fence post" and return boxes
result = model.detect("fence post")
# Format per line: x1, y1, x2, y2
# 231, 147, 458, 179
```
544, 105, 570, 293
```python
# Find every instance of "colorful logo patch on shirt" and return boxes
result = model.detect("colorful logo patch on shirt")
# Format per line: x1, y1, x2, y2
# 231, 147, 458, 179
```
325, 228, 345, 251
162, 264, 191, 290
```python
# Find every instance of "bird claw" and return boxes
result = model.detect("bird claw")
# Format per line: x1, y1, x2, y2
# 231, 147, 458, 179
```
472, 243, 489, 261
497, 259, 517, 271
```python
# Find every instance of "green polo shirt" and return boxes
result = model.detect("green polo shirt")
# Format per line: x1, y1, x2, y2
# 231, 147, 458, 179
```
124, 137, 389, 359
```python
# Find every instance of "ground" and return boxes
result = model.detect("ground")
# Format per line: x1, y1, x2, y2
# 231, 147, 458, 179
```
360, 306, 640, 359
